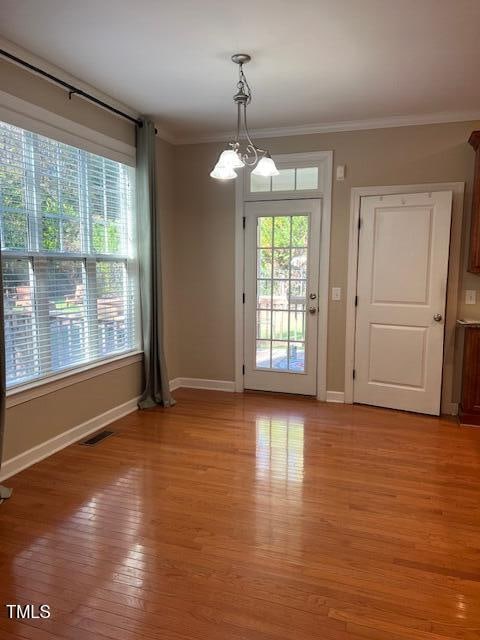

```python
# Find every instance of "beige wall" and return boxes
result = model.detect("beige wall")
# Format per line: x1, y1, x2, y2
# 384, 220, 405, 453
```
156, 136, 179, 379
3, 363, 143, 460
170, 121, 480, 392
0, 58, 135, 147
1, 59, 144, 463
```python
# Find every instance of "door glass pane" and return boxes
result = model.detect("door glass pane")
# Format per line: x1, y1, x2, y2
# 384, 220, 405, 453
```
288, 342, 305, 371
257, 310, 271, 339
273, 280, 289, 309
291, 248, 307, 279
273, 217, 291, 247
272, 169, 295, 191
257, 279, 272, 308
256, 340, 271, 368
272, 310, 289, 339
255, 214, 309, 374
271, 341, 288, 370
296, 167, 318, 190
257, 217, 273, 247
257, 249, 272, 278
289, 279, 306, 299
273, 249, 290, 278
291, 216, 309, 247
289, 311, 305, 341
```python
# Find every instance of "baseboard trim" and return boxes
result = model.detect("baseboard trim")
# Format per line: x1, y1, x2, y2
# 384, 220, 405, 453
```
0, 396, 140, 481
170, 378, 235, 393
326, 391, 345, 403
170, 380, 344, 399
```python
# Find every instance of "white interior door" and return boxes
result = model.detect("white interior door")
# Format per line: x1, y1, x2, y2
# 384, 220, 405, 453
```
244, 200, 321, 394
354, 191, 452, 415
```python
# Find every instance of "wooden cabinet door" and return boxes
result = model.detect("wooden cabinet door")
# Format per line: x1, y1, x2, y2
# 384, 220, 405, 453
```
460, 328, 480, 425
468, 131, 480, 273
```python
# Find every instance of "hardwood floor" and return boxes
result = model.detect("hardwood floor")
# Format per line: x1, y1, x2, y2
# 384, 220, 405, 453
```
1, 389, 480, 639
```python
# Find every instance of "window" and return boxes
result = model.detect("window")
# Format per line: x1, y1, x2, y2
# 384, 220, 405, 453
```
0, 121, 138, 388
250, 166, 319, 193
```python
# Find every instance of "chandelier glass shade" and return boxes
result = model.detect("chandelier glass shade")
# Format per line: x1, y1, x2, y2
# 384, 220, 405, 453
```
210, 54, 279, 181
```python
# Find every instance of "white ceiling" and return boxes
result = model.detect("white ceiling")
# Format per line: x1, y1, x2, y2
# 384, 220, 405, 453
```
1, 0, 480, 142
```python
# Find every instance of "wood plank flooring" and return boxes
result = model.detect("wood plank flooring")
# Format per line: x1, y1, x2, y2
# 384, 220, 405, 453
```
1, 389, 480, 639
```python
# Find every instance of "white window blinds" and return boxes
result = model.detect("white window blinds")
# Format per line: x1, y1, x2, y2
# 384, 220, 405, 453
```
0, 120, 138, 388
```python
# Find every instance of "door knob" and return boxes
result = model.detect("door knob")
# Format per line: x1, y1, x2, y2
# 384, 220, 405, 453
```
433, 314, 443, 322
309, 293, 317, 300
308, 306, 317, 315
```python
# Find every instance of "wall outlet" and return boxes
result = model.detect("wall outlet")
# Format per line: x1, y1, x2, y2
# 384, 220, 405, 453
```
465, 290, 477, 305
332, 287, 341, 301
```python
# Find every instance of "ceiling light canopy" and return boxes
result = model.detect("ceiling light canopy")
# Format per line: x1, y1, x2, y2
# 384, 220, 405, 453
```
210, 54, 279, 181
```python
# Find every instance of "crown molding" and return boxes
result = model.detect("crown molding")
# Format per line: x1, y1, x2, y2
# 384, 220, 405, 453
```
174, 110, 480, 145
2, 38, 479, 147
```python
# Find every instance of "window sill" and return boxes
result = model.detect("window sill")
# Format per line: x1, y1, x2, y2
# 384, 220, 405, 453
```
6, 351, 143, 409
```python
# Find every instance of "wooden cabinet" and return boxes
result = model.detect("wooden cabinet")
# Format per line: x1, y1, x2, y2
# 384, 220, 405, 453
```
468, 131, 480, 273
460, 326, 480, 425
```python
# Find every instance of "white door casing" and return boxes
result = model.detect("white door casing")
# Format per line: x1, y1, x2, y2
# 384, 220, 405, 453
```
244, 199, 321, 394
234, 151, 333, 399
353, 191, 452, 415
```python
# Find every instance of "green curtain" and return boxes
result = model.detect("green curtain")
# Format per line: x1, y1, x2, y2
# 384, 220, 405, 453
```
0, 250, 12, 501
136, 120, 174, 408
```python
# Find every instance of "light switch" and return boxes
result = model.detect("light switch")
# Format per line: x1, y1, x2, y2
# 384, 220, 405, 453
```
465, 290, 477, 305
336, 165, 345, 181
332, 287, 341, 301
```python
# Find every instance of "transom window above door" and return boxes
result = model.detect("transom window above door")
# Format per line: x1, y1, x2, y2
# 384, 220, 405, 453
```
251, 167, 319, 193
243, 152, 331, 202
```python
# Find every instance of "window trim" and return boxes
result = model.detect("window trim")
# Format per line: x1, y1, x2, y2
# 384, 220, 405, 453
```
6, 350, 143, 408
0, 90, 136, 166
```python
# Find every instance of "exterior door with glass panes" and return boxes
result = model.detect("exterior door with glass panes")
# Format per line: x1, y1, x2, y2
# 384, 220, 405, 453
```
244, 200, 321, 394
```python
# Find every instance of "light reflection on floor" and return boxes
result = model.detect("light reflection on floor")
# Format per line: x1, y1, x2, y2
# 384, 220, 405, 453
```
255, 416, 304, 485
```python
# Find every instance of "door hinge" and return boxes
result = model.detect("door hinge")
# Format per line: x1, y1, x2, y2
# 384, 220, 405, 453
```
358, 217, 362, 230
242, 216, 246, 229
242, 365, 245, 375
242, 293, 245, 304
353, 369, 356, 379
355, 295, 358, 307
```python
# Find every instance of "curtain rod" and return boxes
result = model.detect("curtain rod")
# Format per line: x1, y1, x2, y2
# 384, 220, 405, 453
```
0, 48, 143, 128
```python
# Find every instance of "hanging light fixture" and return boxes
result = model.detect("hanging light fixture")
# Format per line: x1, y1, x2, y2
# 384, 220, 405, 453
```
210, 54, 279, 181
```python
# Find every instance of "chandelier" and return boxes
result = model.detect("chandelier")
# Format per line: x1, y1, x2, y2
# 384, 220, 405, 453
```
210, 54, 279, 180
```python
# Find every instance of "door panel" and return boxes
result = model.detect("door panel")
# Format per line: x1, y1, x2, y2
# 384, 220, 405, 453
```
244, 200, 321, 395
354, 191, 452, 415
371, 207, 432, 304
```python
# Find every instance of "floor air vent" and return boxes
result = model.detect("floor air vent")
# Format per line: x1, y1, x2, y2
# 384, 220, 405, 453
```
80, 430, 114, 446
